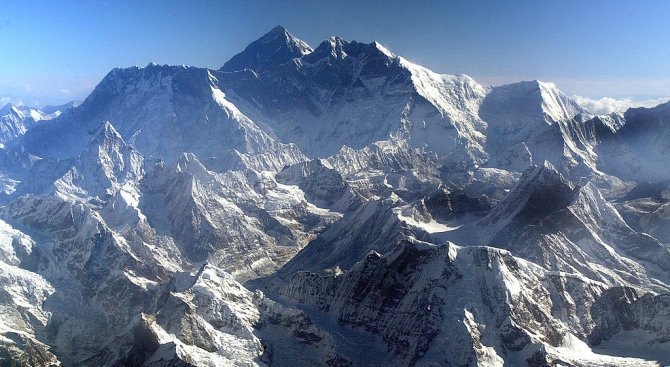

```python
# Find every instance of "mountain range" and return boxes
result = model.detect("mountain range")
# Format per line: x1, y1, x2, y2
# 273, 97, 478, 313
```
0, 26, 669, 366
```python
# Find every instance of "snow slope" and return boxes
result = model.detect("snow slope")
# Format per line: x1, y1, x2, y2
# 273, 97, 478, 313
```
0, 25, 669, 367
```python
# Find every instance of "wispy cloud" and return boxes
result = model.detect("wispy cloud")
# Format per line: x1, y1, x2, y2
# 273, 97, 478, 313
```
572, 95, 670, 115
0, 77, 97, 108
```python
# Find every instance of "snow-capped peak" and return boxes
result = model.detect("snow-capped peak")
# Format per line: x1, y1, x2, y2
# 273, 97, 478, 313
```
535, 80, 585, 122
303, 37, 398, 65
486, 80, 584, 123
220, 25, 313, 73
91, 120, 124, 146
372, 41, 395, 59
0, 103, 24, 119
4, 26, 670, 367
175, 151, 209, 177
327, 36, 348, 58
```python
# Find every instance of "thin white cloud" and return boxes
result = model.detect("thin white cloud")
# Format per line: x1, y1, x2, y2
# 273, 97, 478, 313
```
0, 97, 26, 107
572, 95, 670, 115
0, 77, 96, 108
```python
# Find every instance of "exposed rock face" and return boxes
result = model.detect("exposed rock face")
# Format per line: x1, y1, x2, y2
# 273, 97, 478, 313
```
478, 163, 670, 291
424, 188, 494, 221
274, 199, 410, 278
588, 287, 670, 362
275, 158, 355, 210
220, 25, 313, 74
595, 102, 670, 182
19, 65, 306, 173
219, 30, 491, 162
276, 239, 662, 366
0, 26, 669, 367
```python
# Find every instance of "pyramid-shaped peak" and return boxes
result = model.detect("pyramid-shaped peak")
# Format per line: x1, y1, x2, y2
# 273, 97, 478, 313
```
515, 161, 577, 198
0, 103, 23, 117
481, 161, 578, 227
220, 25, 313, 73
523, 161, 574, 188
91, 121, 125, 146
267, 25, 290, 36
372, 41, 395, 58
175, 152, 209, 177
255, 25, 302, 44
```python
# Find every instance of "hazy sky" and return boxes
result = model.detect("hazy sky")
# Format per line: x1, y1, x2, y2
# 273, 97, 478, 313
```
0, 0, 668, 107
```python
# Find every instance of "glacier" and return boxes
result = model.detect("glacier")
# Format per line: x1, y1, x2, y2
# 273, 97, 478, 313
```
0, 26, 669, 366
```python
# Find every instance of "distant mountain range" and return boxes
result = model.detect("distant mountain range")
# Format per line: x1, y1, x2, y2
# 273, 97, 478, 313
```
0, 26, 669, 367
0, 101, 79, 146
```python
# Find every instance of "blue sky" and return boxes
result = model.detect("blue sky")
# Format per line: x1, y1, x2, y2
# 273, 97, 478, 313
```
0, 0, 668, 108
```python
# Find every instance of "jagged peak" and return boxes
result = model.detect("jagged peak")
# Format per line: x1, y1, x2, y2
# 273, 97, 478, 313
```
321, 36, 349, 59
141, 62, 192, 72
481, 161, 578, 226
68, 121, 137, 191
327, 36, 347, 46
519, 160, 574, 190
372, 41, 396, 59
589, 112, 627, 133
101, 63, 193, 82
0, 103, 23, 118
519, 160, 575, 189
530, 159, 559, 175
265, 25, 290, 38
304, 36, 398, 64
176, 151, 200, 165
175, 152, 209, 176
220, 25, 313, 73
90, 121, 125, 147
261, 25, 311, 50
83, 64, 209, 109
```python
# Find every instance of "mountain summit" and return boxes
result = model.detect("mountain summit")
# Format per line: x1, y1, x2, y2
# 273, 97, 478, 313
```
1, 26, 670, 367
220, 25, 313, 73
